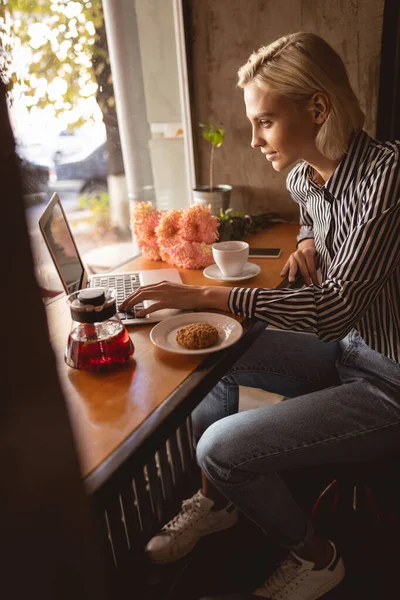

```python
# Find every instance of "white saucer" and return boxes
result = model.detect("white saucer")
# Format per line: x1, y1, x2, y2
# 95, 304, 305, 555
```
150, 312, 243, 354
203, 262, 261, 282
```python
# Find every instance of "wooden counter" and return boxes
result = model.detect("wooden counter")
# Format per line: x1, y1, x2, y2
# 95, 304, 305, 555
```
46, 223, 298, 480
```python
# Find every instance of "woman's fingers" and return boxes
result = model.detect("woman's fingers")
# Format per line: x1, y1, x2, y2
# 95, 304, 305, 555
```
119, 289, 150, 312
280, 249, 319, 286
135, 301, 167, 316
305, 254, 319, 285
296, 252, 315, 285
119, 281, 201, 313
280, 254, 307, 283
280, 260, 290, 277
288, 257, 299, 282
119, 281, 172, 311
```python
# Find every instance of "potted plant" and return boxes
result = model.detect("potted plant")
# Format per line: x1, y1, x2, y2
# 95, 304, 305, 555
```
218, 208, 249, 241
217, 208, 283, 241
192, 121, 232, 215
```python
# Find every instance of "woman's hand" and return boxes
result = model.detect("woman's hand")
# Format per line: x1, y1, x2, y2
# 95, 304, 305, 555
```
280, 239, 319, 286
119, 281, 232, 316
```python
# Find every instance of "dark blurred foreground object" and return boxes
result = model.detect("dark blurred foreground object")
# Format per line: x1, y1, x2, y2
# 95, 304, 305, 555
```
1, 81, 111, 599
17, 153, 50, 206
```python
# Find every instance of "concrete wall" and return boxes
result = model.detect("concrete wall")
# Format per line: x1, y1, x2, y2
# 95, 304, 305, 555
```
186, 0, 384, 218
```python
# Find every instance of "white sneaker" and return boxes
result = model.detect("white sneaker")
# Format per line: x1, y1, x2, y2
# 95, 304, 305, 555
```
145, 490, 238, 563
254, 541, 345, 599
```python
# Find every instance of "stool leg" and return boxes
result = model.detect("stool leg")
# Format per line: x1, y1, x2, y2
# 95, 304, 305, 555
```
311, 479, 339, 539
311, 479, 337, 517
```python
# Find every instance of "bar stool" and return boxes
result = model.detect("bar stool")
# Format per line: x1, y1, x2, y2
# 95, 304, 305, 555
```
311, 457, 400, 580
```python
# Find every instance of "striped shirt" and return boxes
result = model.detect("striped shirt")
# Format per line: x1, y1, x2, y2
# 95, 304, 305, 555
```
228, 130, 400, 362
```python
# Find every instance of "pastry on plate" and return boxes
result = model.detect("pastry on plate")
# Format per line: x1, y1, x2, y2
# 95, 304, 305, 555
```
176, 323, 219, 350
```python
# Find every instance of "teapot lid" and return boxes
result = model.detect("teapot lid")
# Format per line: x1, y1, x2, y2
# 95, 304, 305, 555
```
66, 287, 117, 323
77, 288, 106, 306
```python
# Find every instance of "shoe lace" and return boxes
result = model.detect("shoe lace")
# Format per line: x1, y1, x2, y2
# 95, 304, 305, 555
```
259, 554, 305, 596
163, 492, 204, 537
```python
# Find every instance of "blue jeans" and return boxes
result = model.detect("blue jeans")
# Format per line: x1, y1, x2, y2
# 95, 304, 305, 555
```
195, 329, 400, 549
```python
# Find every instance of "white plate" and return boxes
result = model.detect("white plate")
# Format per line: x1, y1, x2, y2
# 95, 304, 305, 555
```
150, 312, 243, 355
203, 262, 261, 282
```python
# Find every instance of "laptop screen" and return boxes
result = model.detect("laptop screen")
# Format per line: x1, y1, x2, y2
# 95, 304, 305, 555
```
41, 197, 84, 294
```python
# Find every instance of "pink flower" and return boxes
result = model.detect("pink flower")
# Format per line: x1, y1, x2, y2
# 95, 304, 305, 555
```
138, 242, 162, 261
165, 241, 215, 269
131, 202, 162, 258
179, 205, 219, 244
131, 202, 219, 269
155, 209, 183, 247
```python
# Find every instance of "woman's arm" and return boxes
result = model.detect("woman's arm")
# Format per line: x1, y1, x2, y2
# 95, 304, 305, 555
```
119, 282, 232, 316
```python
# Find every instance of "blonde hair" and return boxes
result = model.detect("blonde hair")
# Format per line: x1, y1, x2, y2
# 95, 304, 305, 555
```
237, 32, 365, 160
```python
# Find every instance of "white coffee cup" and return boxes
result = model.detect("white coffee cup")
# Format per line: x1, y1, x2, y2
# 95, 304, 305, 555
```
212, 241, 249, 277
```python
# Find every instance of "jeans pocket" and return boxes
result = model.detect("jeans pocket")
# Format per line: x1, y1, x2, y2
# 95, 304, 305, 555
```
337, 337, 359, 367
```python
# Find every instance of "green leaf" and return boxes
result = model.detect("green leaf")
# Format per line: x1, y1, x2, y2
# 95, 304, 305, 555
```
199, 121, 225, 148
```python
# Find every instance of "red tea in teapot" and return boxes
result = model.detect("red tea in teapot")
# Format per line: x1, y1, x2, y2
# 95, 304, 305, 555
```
65, 288, 134, 372
65, 321, 133, 372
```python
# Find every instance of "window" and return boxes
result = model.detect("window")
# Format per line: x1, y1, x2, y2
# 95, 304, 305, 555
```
2, 0, 192, 298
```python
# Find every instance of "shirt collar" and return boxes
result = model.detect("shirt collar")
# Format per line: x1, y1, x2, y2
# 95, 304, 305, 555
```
306, 130, 371, 199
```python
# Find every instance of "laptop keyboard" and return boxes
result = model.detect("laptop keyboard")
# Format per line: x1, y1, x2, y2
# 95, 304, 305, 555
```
91, 273, 146, 320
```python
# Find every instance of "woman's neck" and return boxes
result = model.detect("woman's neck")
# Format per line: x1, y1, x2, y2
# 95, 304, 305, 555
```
306, 152, 341, 185
303, 145, 342, 185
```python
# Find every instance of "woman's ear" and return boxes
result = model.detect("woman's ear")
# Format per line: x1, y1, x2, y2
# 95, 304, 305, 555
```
310, 92, 329, 124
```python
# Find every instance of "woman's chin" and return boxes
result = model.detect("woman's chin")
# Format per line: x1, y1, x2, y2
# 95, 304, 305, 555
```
271, 157, 296, 172
271, 160, 284, 172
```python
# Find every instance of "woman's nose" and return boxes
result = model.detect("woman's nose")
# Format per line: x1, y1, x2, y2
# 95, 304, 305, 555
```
251, 130, 264, 149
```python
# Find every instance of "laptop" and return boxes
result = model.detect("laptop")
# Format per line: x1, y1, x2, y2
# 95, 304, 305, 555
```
39, 193, 182, 325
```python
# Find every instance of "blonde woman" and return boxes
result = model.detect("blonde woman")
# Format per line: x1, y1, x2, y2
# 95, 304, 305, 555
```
120, 33, 400, 599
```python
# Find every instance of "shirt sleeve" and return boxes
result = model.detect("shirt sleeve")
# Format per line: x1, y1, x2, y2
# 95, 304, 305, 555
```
229, 147, 400, 342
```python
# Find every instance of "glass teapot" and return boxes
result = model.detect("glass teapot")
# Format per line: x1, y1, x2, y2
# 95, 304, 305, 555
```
65, 288, 134, 372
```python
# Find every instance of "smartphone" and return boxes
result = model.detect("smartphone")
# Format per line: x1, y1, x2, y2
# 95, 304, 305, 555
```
249, 247, 282, 258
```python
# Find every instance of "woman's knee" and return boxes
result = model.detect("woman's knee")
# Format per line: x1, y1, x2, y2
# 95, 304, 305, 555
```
197, 420, 222, 475
192, 378, 239, 445
196, 417, 238, 482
